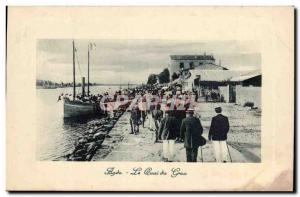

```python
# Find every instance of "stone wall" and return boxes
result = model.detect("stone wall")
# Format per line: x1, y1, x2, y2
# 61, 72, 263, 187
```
236, 85, 261, 109
219, 85, 230, 102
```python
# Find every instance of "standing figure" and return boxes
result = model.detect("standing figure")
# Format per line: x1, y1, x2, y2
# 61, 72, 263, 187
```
138, 98, 147, 128
180, 108, 203, 162
159, 109, 178, 162
208, 107, 230, 162
174, 107, 186, 141
130, 105, 141, 135
152, 104, 163, 142
57, 94, 62, 102
148, 97, 156, 130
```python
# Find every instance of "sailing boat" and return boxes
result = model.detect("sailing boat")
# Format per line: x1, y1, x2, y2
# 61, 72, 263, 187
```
63, 40, 100, 118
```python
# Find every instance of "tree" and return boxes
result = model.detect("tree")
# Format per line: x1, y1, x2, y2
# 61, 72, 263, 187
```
147, 74, 157, 85
158, 68, 170, 84
171, 72, 179, 81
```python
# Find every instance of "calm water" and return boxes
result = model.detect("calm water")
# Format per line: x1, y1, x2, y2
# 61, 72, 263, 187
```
36, 85, 127, 161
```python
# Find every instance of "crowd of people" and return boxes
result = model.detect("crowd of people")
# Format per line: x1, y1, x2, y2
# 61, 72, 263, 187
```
57, 84, 231, 163
127, 84, 231, 163
202, 88, 224, 102
57, 89, 132, 117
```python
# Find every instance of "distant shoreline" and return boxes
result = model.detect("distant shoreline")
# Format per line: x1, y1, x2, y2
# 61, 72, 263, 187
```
94, 84, 140, 86
36, 84, 140, 89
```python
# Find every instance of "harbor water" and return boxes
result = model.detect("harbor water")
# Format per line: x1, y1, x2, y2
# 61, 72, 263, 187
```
36, 85, 127, 161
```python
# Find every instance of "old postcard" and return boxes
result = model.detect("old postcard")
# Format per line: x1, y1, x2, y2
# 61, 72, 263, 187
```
6, 6, 294, 191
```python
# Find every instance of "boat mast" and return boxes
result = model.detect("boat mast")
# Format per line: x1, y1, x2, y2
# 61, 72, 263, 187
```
73, 40, 76, 101
87, 44, 90, 96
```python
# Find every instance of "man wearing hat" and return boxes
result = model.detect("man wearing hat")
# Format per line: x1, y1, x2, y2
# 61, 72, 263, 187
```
180, 108, 204, 162
209, 106, 230, 162
158, 107, 179, 162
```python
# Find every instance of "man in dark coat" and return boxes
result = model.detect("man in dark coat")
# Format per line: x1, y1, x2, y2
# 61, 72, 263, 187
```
180, 108, 203, 162
159, 109, 179, 162
175, 109, 186, 139
208, 107, 230, 162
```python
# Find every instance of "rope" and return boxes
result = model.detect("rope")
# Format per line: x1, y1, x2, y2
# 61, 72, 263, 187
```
74, 47, 83, 78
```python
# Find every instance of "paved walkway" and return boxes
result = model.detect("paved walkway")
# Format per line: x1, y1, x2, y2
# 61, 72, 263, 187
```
92, 103, 261, 163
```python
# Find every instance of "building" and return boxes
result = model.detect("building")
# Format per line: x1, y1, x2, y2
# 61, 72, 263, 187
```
229, 70, 262, 107
230, 69, 261, 87
174, 69, 261, 107
169, 54, 228, 78
168, 53, 261, 108
183, 70, 247, 91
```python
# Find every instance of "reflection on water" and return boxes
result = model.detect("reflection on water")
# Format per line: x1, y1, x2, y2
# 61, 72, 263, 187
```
63, 115, 101, 125
36, 85, 124, 161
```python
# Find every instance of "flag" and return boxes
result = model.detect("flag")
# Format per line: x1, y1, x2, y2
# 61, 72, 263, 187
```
89, 43, 96, 50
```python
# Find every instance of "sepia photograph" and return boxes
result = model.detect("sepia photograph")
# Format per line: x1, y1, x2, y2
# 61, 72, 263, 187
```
6, 6, 294, 191
36, 39, 261, 163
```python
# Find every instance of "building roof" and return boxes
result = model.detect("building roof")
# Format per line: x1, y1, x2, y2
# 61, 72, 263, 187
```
188, 70, 248, 82
193, 63, 228, 70
230, 69, 261, 82
170, 55, 215, 61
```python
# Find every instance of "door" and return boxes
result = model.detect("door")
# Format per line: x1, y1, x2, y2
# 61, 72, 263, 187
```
229, 84, 236, 103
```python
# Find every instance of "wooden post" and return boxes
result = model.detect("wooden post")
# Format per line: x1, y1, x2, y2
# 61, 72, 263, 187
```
87, 46, 90, 96
82, 77, 85, 96
73, 40, 76, 100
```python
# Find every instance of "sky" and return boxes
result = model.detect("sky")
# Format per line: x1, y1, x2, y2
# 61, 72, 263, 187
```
37, 39, 261, 84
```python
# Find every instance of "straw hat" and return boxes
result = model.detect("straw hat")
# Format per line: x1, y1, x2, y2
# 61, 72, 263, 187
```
186, 107, 195, 114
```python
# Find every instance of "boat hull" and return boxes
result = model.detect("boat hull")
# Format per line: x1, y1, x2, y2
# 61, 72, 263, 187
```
63, 100, 99, 118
